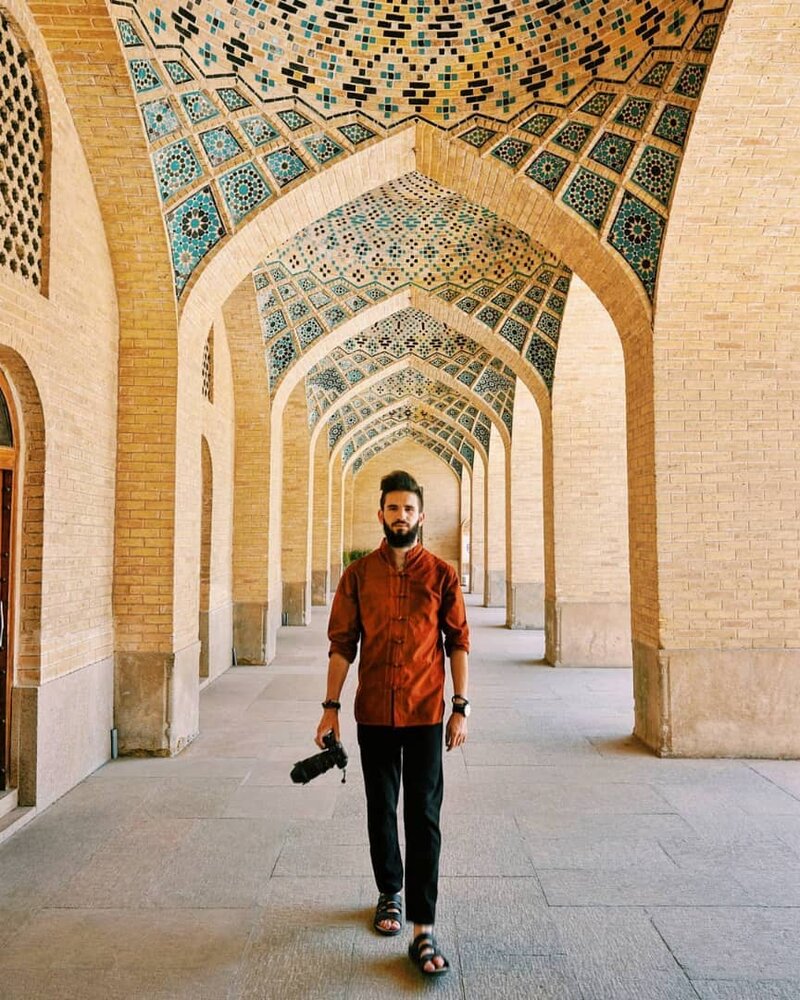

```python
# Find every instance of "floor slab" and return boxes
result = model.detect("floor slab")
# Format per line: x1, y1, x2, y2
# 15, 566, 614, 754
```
0, 599, 798, 998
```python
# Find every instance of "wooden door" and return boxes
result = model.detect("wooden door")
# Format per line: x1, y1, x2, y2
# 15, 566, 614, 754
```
0, 377, 17, 790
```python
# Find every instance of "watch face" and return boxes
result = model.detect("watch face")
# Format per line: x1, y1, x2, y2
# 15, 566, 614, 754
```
462, 702, 471, 717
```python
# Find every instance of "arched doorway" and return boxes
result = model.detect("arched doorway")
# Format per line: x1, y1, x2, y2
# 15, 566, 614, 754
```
199, 437, 213, 679
0, 372, 18, 790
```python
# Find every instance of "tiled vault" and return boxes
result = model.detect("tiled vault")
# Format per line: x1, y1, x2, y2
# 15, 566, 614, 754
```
114, 1, 726, 303
303, 312, 516, 435
120, 0, 723, 128
256, 176, 569, 395
328, 398, 487, 476
350, 426, 465, 480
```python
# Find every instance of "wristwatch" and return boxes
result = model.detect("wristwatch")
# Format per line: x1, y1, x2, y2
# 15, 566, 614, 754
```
321, 699, 341, 711
451, 695, 471, 717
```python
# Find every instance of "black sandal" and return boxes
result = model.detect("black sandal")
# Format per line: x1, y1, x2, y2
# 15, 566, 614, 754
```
408, 932, 450, 975
373, 892, 403, 936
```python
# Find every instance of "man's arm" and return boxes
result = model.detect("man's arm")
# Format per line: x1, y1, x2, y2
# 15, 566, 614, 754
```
315, 652, 351, 747
445, 648, 469, 751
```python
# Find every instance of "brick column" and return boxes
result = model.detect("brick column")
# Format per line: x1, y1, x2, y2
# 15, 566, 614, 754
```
329, 469, 343, 592
224, 282, 272, 664
632, 1, 800, 755
470, 455, 485, 597
460, 468, 471, 587
547, 277, 630, 666
281, 381, 312, 625
311, 431, 331, 606
507, 382, 545, 628
484, 424, 506, 607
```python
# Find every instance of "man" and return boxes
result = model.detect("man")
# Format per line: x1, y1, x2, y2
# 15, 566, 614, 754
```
315, 469, 470, 976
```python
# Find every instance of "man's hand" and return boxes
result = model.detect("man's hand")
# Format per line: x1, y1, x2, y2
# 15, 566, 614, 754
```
445, 712, 468, 751
315, 709, 340, 748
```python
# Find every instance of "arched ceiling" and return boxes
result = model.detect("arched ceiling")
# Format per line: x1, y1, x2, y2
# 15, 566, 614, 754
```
256, 176, 569, 394
104, 1, 729, 487
305, 328, 515, 435
335, 400, 485, 475
119, 0, 718, 128
349, 425, 466, 480
112, 1, 727, 304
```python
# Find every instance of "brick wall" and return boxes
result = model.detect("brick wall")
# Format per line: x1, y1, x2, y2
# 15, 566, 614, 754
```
552, 277, 629, 603
348, 440, 461, 568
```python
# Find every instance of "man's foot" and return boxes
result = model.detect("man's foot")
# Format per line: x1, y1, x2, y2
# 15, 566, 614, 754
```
373, 892, 402, 936
409, 927, 449, 975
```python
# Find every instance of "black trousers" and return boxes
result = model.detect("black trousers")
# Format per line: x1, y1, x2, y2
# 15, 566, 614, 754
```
357, 722, 443, 926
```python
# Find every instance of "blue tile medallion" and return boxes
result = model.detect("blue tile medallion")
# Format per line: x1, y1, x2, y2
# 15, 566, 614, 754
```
588, 131, 634, 173
152, 138, 204, 202
303, 134, 346, 164
561, 167, 616, 229
631, 145, 679, 207
180, 91, 220, 125
129, 59, 162, 93
199, 125, 243, 167
164, 61, 194, 84
264, 146, 309, 187
218, 163, 272, 224
167, 186, 226, 297
141, 99, 180, 142
608, 191, 665, 299
239, 115, 281, 148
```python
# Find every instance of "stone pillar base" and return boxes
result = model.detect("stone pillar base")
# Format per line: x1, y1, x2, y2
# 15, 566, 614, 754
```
202, 604, 233, 682
506, 581, 544, 629
12, 655, 113, 808
282, 580, 309, 626
484, 570, 505, 607
545, 599, 632, 667
329, 561, 342, 593
233, 601, 270, 665
634, 641, 800, 758
115, 644, 200, 756
311, 569, 329, 606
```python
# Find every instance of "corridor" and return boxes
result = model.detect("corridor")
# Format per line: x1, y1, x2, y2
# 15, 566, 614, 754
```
0, 601, 799, 999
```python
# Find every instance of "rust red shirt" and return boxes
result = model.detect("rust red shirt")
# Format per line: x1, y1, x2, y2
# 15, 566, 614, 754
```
328, 540, 470, 727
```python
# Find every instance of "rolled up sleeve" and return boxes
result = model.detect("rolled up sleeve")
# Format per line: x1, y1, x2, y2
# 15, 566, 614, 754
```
328, 566, 361, 662
440, 567, 470, 656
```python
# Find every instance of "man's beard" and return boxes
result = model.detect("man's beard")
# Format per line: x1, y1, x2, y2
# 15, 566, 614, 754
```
383, 521, 420, 549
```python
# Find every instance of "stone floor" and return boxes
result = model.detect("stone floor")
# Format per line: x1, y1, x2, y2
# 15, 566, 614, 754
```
1, 600, 799, 999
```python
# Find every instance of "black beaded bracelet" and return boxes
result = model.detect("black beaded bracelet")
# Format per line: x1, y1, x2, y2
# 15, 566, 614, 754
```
322, 699, 341, 710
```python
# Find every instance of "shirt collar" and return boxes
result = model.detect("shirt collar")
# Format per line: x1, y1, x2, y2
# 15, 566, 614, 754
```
378, 537, 425, 569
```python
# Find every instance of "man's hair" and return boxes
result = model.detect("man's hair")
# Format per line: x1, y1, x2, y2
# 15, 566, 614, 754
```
379, 470, 423, 510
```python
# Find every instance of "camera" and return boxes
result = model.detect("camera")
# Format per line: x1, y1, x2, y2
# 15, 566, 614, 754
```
290, 730, 348, 784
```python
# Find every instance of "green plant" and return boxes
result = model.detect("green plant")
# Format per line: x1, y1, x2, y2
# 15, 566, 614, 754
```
343, 548, 371, 566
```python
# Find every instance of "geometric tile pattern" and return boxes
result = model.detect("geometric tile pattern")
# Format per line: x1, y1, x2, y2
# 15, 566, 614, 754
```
141, 98, 181, 142
653, 104, 693, 148
166, 185, 226, 297
117, 4, 728, 304
258, 173, 551, 295
218, 163, 272, 225
525, 151, 570, 192
333, 402, 480, 471
561, 168, 617, 231
608, 192, 666, 301
631, 145, 679, 207
152, 138, 203, 201
199, 125, 242, 167
0, 15, 45, 288
302, 309, 516, 430
351, 427, 463, 480
255, 176, 568, 392
588, 132, 635, 174
123, 0, 718, 127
